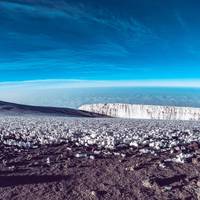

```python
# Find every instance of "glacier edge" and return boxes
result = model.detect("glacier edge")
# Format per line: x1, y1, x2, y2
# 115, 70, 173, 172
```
79, 103, 200, 121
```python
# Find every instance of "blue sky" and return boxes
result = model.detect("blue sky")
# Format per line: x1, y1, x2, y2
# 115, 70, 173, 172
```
1, 0, 200, 82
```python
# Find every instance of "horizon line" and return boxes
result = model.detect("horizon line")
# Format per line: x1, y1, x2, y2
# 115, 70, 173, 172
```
1, 79, 200, 89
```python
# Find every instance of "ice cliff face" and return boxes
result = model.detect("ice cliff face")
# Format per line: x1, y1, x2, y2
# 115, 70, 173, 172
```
79, 103, 200, 121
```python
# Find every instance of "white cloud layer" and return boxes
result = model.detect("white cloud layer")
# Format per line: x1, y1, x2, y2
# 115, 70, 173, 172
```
1, 79, 200, 90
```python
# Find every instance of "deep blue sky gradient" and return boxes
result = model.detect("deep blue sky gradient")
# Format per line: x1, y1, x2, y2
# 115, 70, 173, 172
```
1, 0, 200, 81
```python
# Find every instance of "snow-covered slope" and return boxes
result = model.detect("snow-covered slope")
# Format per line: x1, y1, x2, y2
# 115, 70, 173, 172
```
79, 103, 200, 121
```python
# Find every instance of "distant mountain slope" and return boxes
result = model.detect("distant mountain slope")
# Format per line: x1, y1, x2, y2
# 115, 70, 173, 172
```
0, 101, 106, 117
79, 103, 200, 121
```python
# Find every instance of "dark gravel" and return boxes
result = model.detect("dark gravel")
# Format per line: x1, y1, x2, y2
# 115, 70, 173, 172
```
0, 142, 200, 200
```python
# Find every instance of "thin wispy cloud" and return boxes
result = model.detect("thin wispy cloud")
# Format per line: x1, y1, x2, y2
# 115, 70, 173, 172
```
1, 0, 200, 82
1, 79, 200, 90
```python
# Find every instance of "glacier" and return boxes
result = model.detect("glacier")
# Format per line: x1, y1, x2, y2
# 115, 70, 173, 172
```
79, 103, 200, 121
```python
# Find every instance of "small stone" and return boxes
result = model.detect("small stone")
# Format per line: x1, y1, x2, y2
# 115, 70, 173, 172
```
142, 179, 152, 188
2, 159, 7, 166
27, 154, 32, 160
192, 158, 198, 165
197, 181, 200, 187
164, 186, 172, 191
91, 191, 96, 196
174, 146, 180, 152
158, 162, 166, 168
93, 150, 101, 155
129, 166, 134, 171
125, 166, 134, 171
8, 166, 15, 170
46, 157, 50, 165
121, 153, 126, 158
75, 153, 87, 158
130, 141, 138, 147
89, 155, 95, 160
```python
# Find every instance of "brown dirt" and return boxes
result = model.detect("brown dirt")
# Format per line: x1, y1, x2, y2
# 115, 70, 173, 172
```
0, 143, 200, 200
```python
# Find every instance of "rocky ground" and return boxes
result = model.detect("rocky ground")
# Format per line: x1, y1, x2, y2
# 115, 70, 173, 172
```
0, 116, 200, 199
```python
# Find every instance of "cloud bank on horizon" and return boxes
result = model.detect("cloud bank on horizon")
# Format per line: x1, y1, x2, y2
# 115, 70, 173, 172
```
1, 0, 200, 82
2, 79, 200, 89
2, 80, 200, 108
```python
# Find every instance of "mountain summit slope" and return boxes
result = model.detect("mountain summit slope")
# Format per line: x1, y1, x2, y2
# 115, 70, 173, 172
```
0, 101, 105, 117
